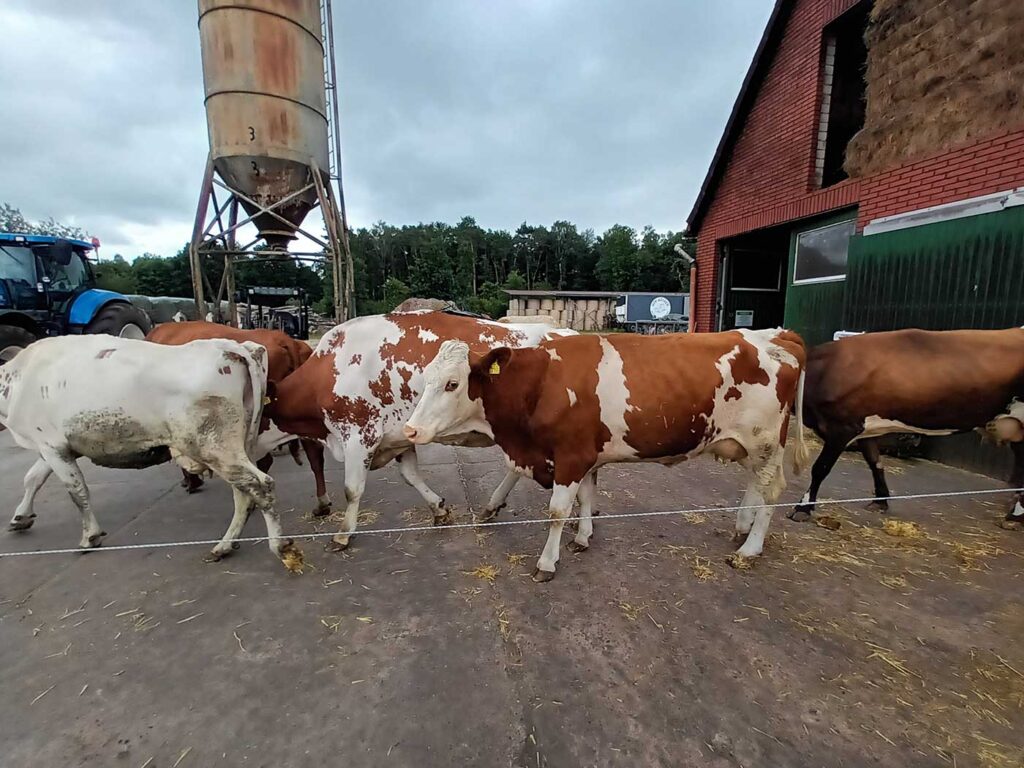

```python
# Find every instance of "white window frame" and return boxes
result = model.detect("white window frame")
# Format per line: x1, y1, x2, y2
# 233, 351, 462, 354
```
792, 219, 855, 286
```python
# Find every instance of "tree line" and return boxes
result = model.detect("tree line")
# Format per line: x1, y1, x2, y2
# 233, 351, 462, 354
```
348, 218, 692, 318
3, 204, 693, 319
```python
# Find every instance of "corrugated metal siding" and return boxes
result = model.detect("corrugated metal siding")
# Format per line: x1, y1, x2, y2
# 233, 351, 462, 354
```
783, 280, 846, 347
844, 205, 1024, 331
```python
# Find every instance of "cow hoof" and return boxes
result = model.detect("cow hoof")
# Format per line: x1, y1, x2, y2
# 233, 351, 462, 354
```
788, 508, 812, 523
312, 502, 332, 519
82, 532, 107, 549
8, 513, 36, 532
433, 509, 454, 526
204, 549, 229, 563
476, 508, 500, 524
998, 519, 1023, 531
732, 530, 750, 544
326, 537, 350, 553
532, 568, 556, 583
865, 501, 889, 513
566, 540, 589, 554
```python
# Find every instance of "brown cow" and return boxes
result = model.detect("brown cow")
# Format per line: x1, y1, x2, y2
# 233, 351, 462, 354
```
147, 321, 330, 519
404, 328, 809, 581
789, 328, 1024, 525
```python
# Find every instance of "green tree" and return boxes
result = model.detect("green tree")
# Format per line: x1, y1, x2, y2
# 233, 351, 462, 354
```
1, 202, 88, 239
94, 254, 137, 294
407, 224, 456, 299
596, 225, 640, 290
383, 276, 411, 309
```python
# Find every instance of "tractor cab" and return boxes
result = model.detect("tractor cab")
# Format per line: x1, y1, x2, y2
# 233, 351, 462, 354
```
0, 232, 152, 362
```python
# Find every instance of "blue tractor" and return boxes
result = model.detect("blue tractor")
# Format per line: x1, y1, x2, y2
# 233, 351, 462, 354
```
0, 232, 152, 362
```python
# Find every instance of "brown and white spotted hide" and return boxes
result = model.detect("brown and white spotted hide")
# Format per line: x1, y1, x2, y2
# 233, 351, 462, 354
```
405, 328, 809, 580
265, 311, 575, 550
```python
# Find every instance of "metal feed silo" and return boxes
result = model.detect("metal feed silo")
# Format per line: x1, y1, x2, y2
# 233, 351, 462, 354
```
198, 0, 330, 247
189, 0, 355, 324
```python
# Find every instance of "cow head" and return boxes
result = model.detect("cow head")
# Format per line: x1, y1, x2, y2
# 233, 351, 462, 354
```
404, 340, 509, 444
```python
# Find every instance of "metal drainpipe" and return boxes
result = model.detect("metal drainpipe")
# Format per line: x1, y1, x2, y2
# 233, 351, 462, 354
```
689, 262, 697, 333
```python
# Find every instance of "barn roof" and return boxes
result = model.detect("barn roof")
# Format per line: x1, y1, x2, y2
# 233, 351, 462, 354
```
686, 0, 793, 234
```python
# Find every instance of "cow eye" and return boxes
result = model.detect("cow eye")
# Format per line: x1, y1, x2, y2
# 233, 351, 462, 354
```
445, 380, 458, 392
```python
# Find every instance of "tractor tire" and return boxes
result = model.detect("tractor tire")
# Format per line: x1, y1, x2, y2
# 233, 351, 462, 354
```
86, 302, 152, 339
0, 325, 38, 364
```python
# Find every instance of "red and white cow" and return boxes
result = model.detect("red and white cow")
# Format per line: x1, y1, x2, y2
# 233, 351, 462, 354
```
0, 335, 301, 567
262, 311, 574, 550
404, 329, 808, 580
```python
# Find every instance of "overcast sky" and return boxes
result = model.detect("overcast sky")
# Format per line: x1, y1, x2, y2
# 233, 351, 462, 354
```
0, 1, 772, 259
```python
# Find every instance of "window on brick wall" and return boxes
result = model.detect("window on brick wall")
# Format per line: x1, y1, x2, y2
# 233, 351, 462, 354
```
815, 3, 870, 188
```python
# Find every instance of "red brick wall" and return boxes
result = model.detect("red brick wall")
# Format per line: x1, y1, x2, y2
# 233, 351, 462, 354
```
692, 0, 1024, 332
693, 0, 862, 332
857, 128, 1024, 228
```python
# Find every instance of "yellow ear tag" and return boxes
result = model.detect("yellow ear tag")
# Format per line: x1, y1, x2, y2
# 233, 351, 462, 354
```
489, 362, 501, 375
262, 396, 272, 405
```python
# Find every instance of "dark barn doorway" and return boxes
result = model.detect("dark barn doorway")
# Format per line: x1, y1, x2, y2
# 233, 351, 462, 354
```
718, 225, 790, 331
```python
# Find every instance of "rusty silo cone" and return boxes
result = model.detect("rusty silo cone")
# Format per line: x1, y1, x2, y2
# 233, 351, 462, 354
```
198, 0, 331, 248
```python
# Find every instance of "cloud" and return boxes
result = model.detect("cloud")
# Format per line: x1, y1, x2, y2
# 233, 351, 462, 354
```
0, 0, 772, 258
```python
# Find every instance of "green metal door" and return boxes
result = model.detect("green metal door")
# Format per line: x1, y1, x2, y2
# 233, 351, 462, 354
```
782, 211, 857, 347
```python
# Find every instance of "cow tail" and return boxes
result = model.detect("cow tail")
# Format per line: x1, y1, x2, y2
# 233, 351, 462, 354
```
235, 341, 270, 457
792, 368, 810, 475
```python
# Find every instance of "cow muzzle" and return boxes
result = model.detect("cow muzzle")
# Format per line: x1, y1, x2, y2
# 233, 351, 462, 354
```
403, 424, 432, 444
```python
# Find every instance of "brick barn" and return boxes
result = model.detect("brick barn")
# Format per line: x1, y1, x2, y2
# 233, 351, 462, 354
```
687, 0, 1024, 348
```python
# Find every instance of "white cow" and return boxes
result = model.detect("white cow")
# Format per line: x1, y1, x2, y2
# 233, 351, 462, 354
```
0, 335, 300, 567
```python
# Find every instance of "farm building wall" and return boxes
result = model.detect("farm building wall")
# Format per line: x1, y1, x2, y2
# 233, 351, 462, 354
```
692, 0, 1024, 333
692, 0, 863, 333
846, 0, 1024, 178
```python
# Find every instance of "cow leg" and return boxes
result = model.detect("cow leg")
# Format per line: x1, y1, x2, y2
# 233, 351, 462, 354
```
860, 438, 891, 512
289, 440, 304, 465
396, 448, 451, 525
534, 481, 581, 582
789, 431, 855, 522
478, 470, 522, 523
205, 488, 253, 562
42, 450, 104, 548
9, 457, 52, 531
327, 441, 370, 552
733, 485, 760, 543
302, 440, 331, 517
256, 453, 273, 473
567, 471, 597, 553
732, 452, 786, 561
734, 485, 772, 559
212, 458, 297, 565
181, 469, 204, 494
1003, 442, 1024, 528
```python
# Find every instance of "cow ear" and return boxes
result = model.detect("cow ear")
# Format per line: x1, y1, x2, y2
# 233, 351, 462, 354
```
474, 347, 512, 377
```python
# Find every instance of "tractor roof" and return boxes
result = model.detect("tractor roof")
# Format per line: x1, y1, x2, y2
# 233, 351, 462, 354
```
0, 232, 94, 251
